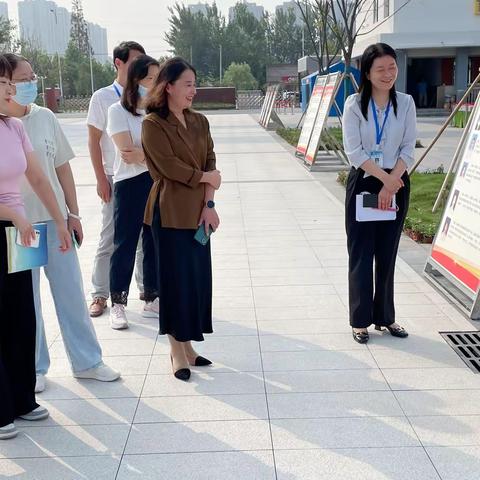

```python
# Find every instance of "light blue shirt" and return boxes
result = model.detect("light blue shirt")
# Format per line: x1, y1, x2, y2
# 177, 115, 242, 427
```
342, 92, 417, 170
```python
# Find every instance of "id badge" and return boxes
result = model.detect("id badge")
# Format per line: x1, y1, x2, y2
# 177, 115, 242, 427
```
370, 149, 384, 168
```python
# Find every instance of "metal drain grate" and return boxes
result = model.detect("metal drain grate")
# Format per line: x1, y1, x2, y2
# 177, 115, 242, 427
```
441, 331, 480, 373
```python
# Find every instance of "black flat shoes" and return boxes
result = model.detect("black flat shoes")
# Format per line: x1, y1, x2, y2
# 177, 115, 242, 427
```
170, 355, 191, 381
352, 329, 369, 344
375, 324, 409, 338
192, 356, 212, 367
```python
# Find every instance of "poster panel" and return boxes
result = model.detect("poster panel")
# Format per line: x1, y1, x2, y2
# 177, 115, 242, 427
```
296, 75, 328, 155
429, 97, 480, 295
304, 72, 341, 165
259, 86, 272, 126
261, 85, 279, 128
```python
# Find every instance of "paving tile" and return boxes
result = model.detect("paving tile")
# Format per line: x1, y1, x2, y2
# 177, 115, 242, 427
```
134, 394, 268, 423
125, 420, 272, 454
117, 451, 275, 480
262, 350, 377, 371
142, 372, 265, 397
0, 425, 130, 459
265, 369, 389, 393
0, 456, 120, 480
271, 417, 420, 449
154, 335, 260, 355
275, 447, 440, 480
426, 446, 480, 480
268, 391, 404, 419
259, 333, 365, 351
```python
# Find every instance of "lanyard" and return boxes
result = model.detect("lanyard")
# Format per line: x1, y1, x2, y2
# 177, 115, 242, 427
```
371, 98, 391, 148
113, 84, 121, 98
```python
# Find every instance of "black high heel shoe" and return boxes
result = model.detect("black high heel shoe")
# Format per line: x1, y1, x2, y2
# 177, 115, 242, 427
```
170, 355, 191, 381
191, 356, 212, 367
375, 324, 409, 338
352, 329, 369, 344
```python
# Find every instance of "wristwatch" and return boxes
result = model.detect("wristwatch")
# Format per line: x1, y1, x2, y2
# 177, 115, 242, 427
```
205, 200, 215, 209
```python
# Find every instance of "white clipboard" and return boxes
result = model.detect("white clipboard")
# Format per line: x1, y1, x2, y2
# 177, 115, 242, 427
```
356, 193, 397, 222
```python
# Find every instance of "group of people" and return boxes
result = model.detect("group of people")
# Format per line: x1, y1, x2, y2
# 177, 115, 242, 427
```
0, 40, 415, 441
0, 40, 221, 440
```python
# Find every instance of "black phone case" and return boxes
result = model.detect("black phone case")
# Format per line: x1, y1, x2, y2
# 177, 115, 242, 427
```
363, 194, 379, 208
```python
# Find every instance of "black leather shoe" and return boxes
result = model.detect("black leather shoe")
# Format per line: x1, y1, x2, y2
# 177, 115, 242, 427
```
352, 329, 369, 344
375, 324, 409, 338
193, 356, 212, 367
170, 356, 191, 381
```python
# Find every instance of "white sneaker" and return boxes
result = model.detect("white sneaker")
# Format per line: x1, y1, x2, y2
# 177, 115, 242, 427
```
19, 405, 49, 421
110, 303, 128, 330
0, 423, 18, 440
35, 374, 46, 393
142, 297, 159, 318
73, 363, 121, 382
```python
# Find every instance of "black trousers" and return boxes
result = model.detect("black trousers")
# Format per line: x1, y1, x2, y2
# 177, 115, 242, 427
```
110, 172, 158, 304
345, 168, 410, 328
0, 221, 38, 427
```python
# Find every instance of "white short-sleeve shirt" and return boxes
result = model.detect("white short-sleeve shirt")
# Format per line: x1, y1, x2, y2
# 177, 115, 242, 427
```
107, 101, 148, 183
86, 80, 123, 176
20, 104, 75, 223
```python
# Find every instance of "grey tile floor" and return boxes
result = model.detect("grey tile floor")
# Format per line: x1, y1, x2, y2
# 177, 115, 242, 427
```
1, 113, 479, 479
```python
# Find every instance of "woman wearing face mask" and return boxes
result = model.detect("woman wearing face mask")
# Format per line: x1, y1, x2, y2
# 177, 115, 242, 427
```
107, 55, 160, 329
0, 54, 71, 440
4, 53, 120, 393
343, 43, 416, 344
142, 57, 221, 381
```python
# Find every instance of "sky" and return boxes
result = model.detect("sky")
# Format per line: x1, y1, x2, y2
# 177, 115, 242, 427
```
4, 0, 285, 57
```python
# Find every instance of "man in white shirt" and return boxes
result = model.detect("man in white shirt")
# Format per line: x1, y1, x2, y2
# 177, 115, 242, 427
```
87, 41, 146, 317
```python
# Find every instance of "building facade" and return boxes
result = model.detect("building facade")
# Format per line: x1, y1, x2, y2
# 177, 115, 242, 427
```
0, 2, 8, 20
188, 2, 209, 16
353, 0, 480, 108
229, 1, 265, 22
275, 1, 304, 26
18, 0, 109, 63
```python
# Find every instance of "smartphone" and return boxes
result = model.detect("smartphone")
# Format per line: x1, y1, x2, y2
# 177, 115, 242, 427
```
16, 228, 41, 248
363, 194, 379, 208
194, 225, 214, 245
72, 230, 82, 248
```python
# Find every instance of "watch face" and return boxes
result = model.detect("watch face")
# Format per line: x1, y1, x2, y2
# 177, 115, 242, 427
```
207, 200, 215, 208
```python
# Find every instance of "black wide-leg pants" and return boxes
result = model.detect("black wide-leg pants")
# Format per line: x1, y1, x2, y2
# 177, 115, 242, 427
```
345, 168, 410, 329
0, 221, 38, 427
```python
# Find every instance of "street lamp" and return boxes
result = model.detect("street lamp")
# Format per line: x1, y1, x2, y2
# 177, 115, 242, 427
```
49, 8, 64, 98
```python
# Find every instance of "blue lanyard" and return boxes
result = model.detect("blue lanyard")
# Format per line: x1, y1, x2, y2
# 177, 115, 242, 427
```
371, 98, 391, 147
113, 84, 121, 98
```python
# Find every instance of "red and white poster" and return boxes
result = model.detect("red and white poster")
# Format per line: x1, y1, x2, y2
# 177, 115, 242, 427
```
430, 98, 480, 293
305, 72, 341, 165
296, 76, 327, 155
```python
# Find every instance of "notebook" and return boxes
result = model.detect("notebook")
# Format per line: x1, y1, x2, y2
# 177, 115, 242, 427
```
5, 223, 48, 273
356, 193, 397, 222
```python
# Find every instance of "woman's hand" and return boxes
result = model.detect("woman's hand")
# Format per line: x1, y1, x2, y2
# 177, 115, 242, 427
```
203, 170, 222, 190
382, 173, 404, 194
67, 216, 84, 247
378, 187, 395, 210
120, 148, 145, 165
55, 222, 72, 252
13, 215, 36, 247
198, 207, 220, 234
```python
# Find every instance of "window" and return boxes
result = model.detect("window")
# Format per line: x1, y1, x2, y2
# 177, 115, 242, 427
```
373, 0, 379, 23
384, 0, 390, 17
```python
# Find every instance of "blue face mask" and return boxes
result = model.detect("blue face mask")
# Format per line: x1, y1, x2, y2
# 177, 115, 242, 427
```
138, 84, 148, 98
13, 80, 38, 106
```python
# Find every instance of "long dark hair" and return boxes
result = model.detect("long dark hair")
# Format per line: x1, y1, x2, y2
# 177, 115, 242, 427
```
146, 57, 196, 118
0, 54, 13, 121
359, 43, 398, 120
121, 54, 159, 116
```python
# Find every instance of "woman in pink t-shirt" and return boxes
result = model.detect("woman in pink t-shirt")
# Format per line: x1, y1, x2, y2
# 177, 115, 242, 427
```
0, 55, 71, 440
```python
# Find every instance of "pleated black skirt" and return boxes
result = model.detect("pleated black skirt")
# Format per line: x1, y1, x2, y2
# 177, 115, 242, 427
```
151, 202, 213, 342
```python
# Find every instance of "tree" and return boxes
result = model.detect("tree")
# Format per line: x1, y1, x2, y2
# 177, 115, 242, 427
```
0, 16, 17, 52
223, 62, 258, 90
70, 0, 90, 57
266, 9, 304, 64
165, 2, 224, 84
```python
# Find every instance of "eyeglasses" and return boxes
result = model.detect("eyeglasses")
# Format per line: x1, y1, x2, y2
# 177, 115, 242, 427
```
11, 75, 38, 86
0, 79, 16, 89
